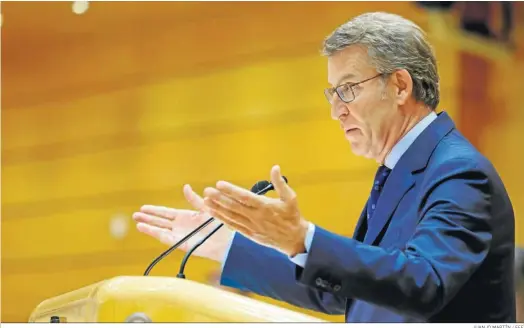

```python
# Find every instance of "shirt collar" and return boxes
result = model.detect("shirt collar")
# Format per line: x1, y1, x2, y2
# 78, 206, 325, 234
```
384, 111, 438, 169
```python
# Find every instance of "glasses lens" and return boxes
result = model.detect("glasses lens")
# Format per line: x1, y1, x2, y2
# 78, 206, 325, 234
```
324, 88, 334, 103
338, 84, 354, 103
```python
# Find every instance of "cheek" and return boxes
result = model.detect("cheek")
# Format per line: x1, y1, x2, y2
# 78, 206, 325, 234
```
352, 97, 378, 129
354, 97, 392, 139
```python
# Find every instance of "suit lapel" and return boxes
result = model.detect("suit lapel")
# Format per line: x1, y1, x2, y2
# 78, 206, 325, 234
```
362, 111, 456, 245
352, 202, 369, 242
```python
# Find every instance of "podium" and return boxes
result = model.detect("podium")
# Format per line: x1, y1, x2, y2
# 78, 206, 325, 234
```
29, 276, 326, 322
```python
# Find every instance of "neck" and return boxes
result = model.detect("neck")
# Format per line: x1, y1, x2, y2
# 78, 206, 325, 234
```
375, 106, 432, 164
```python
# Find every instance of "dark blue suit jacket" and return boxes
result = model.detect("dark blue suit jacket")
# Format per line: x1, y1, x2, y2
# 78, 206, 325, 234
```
220, 112, 516, 322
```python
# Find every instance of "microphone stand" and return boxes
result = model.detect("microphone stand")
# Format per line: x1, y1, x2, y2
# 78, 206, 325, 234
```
175, 177, 288, 279
143, 217, 215, 276
176, 222, 224, 279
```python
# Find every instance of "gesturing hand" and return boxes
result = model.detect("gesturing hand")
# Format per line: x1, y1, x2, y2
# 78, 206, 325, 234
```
202, 165, 309, 257
132, 184, 234, 263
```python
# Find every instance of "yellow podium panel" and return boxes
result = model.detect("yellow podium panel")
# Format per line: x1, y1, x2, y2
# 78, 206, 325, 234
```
29, 276, 326, 322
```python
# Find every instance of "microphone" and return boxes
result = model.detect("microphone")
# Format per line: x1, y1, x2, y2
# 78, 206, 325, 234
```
143, 177, 287, 276
176, 178, 284, 279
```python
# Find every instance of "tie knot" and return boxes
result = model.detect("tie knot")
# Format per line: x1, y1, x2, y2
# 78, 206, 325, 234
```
373, 165, 391, 189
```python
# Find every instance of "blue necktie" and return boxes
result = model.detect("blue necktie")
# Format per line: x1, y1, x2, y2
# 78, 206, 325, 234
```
367, 165, 392, 221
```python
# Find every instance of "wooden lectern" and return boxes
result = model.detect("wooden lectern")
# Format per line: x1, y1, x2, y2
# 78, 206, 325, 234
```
29, 276, 326, 322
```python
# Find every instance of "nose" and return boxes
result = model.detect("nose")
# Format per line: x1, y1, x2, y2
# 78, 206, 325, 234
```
330, 97, 349, 121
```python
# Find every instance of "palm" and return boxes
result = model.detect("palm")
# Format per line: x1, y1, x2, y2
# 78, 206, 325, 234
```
133, 185, 233, 262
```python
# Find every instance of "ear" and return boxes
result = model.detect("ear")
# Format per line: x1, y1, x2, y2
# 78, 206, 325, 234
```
391, 69, 413, 106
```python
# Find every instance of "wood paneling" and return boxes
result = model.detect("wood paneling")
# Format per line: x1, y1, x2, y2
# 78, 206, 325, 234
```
458, 52, 492, 149
2, 178, 373, 262
2, 1, 523, 323
1, 2, 426, 110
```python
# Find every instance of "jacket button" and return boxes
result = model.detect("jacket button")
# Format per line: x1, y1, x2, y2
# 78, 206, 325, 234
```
333, 284, 341, 292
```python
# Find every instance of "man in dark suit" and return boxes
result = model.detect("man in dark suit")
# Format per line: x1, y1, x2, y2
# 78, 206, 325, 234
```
134, 12, 515, 322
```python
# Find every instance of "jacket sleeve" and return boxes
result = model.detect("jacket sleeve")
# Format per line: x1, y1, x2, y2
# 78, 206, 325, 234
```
295, 158, 494, 319
220, 232, 346, 315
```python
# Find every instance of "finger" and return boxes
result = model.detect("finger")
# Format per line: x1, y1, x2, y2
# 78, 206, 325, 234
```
215, 181, 263, 207
211, 214, 267, 247
204, 197, 253, 232
132, 212, 173, 229
203, 187, 254, 219
221, 220, 255, 240
270, 165, 296, 203
183, 184, 204, 210
136, 222, 176, 245
140, 205, 194, 220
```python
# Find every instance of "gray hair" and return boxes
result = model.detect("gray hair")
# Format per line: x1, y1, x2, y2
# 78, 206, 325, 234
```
323, 12, 440, 110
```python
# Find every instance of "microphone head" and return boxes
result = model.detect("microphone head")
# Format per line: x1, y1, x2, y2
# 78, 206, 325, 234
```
251, 180, 271, 193
250, 176, 289, 194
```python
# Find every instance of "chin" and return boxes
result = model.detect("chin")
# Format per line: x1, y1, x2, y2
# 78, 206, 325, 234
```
348, 142, 370, 158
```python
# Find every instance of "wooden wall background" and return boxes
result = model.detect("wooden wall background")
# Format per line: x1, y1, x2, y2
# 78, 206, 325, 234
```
2, 1, 523, 322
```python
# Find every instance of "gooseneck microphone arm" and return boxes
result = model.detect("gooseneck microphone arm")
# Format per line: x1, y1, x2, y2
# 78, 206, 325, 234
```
176, 177, 288, 279
143, 216, 216, 276
176, 222, 224, 279
143, 177, 287, 277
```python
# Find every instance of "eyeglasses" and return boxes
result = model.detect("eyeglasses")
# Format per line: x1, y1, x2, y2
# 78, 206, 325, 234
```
324, 73, 384, 104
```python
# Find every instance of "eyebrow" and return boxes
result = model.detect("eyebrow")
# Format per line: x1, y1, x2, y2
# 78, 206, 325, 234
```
332, 73, 356, 87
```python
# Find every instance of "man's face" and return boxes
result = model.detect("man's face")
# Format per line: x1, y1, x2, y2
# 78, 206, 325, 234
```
327, 45, 399, 160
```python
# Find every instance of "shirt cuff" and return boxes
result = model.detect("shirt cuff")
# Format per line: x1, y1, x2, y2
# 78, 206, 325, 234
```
289, 222, 315, 268
221, 231, 236, 272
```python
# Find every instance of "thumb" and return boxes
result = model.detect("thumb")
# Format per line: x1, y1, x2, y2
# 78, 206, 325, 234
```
183, 184, 204, 210
270, 165, 296, 203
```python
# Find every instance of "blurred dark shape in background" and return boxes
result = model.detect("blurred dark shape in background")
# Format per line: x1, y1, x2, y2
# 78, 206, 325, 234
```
417, 1, 456, 10
417, 1, 514, 43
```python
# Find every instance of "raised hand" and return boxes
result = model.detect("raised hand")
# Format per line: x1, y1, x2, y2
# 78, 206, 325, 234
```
202, 165, 309, 257
133, 184, 233, 263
